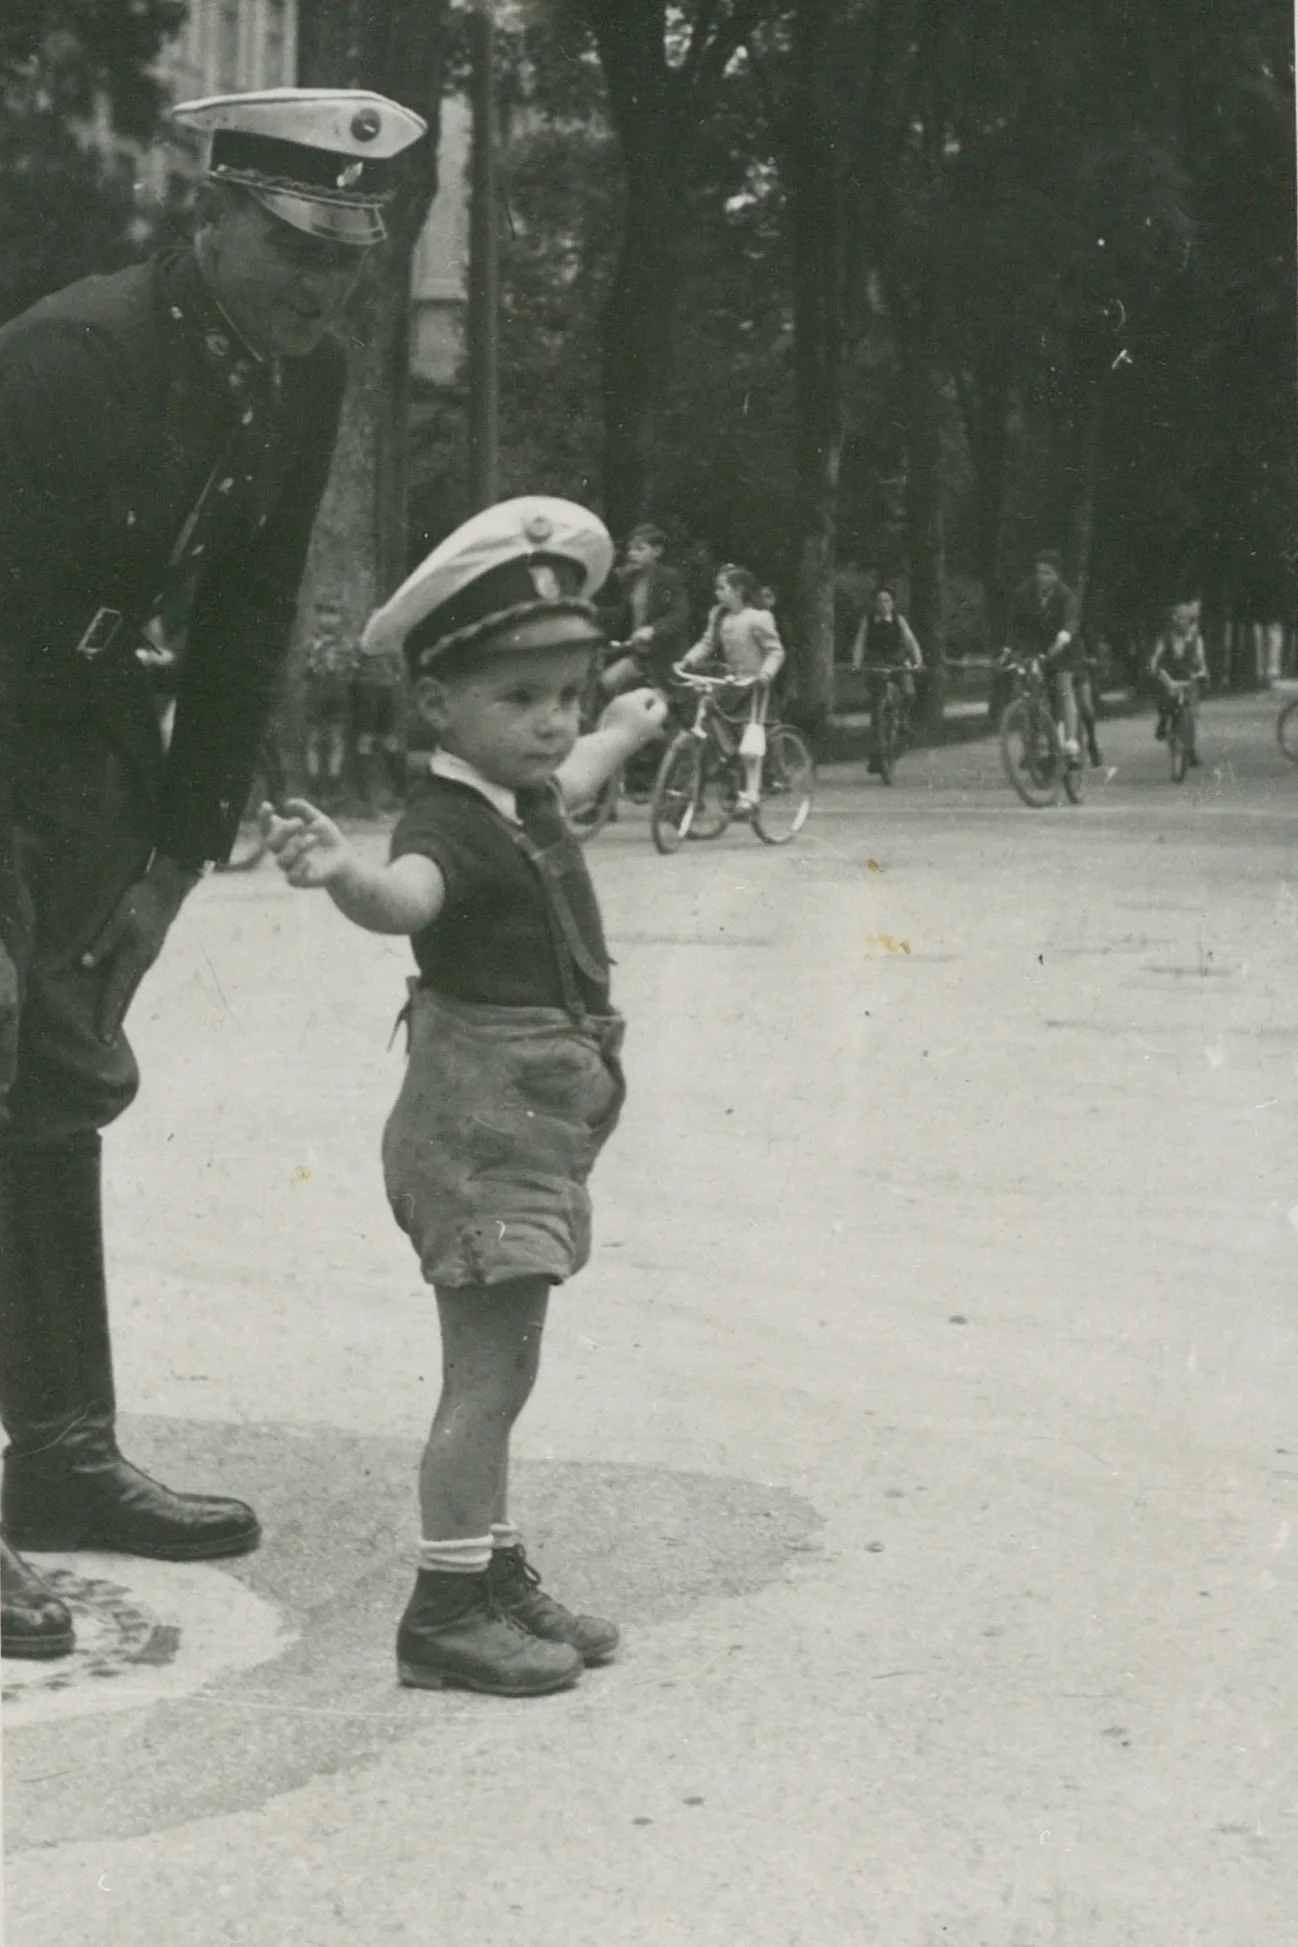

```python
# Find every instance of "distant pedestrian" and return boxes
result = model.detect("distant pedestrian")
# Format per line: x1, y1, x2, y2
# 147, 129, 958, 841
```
302, 600, 354, 803
262, 498, 666, 1697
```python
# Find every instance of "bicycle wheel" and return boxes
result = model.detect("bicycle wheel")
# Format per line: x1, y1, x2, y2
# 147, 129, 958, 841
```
1169, 707, 1189, 783
1000, 698, 1061, 808
567, 766, 621, 841
754, 726, 815, 845
1277, 699, 1298, 764
687, 745, 737, 840
876, 697, 896, 785
650, 736, 703, 854
1062, 735, 1087, 804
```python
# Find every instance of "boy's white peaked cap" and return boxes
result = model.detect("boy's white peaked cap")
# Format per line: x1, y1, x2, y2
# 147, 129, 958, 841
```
362, 497, 615, 658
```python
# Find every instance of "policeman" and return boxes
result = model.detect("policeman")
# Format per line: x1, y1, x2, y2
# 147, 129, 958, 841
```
0, 88, 426, 1657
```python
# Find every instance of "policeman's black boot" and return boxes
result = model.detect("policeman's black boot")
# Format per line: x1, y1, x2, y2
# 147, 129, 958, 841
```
0, 1136, 260, 1560
396, 1570, 583, 1696
1, 1536, 74, 1659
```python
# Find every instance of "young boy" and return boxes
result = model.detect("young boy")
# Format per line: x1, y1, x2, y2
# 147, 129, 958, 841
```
1151, 598, 1208, 761
263, 498, 665, 1697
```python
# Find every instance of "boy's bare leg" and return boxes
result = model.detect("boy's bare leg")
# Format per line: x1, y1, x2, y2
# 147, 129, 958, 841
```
421, 1277, 549, 1538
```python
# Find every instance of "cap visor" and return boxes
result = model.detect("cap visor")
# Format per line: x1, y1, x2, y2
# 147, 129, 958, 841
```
243, 183, 385, 245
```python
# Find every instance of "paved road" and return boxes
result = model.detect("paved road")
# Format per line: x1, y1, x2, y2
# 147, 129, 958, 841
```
6, 695, 1297, 1945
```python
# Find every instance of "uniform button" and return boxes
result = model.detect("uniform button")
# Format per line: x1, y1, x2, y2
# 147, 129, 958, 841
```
218, 477, 234, 493
241, 409, 254, 425
191, 544, 205, 556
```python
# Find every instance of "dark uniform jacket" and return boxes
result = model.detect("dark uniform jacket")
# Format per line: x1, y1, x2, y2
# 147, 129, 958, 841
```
0, 247, 345, 870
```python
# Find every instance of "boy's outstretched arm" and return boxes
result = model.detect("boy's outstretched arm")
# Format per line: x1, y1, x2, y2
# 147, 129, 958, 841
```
260, 799, 444, 934
558, 688, 667, 810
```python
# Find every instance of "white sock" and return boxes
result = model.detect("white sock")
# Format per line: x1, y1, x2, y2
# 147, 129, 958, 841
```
490, 1522, 523, 1552
417, 1534, 492, 1575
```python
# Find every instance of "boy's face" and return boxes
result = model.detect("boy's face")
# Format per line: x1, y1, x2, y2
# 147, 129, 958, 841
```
1034, 561, 1061, 596
416, 645, 593, 790
1171, 601, 1200, 633
626, 535, 662, 571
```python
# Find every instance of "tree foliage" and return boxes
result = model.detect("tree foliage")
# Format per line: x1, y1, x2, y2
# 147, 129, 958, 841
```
0, 0, 184, 325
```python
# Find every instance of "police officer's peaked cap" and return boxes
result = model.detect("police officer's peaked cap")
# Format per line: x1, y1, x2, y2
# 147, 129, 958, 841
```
173, 89, 427, 246
364, 497, 615, 673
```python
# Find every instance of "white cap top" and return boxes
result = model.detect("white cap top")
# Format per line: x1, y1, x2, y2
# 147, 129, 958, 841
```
363, 496, 615, 659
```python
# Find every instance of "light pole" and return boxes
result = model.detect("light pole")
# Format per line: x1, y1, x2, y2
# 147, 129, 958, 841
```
467, 0, 500, 509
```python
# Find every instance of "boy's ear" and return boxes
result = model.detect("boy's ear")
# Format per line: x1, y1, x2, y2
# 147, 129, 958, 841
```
413, 674, 449, 729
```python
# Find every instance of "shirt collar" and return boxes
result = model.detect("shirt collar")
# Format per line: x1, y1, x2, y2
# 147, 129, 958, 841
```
429, 749, 519, 824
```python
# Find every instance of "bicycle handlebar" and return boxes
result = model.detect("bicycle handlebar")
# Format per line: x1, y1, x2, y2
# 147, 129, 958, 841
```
671, 665, 760, 690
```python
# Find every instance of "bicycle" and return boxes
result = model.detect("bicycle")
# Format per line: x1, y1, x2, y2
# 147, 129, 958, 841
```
1275, 695, 1298, 765
867, 664, 916, 784
1163, 679, 1199, 783
213, 733, 288, 871
998, 655, 1086, 808
564, 641, 636, 843
649, 669, 815, 854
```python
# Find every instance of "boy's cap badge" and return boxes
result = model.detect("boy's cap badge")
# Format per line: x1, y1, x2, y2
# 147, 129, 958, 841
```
529, 564, 561, 599
524, 514, 554, 543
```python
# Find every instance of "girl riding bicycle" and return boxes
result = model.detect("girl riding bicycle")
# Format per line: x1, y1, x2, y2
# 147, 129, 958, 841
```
680, 565, 786, 813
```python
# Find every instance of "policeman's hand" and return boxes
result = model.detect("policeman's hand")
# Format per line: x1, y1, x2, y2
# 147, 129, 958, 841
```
598, 687, 669, 751
82, 855, 199, 1043
260, 798, 353, 889
629, 625, 655, 646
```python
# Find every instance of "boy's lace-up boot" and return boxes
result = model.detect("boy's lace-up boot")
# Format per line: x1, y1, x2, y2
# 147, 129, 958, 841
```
396, 1569, 583, 1696
486, 1543, 620, 1666
1, 1538, 74, 1659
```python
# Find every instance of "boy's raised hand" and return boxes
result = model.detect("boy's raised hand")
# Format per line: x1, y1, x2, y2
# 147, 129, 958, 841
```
599, 686, 669, 750
259, 798, 352, 888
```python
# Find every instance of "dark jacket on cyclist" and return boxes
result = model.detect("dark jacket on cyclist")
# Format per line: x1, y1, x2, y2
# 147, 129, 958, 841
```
607, 560, 690, 685
1008, 578, 1081, 670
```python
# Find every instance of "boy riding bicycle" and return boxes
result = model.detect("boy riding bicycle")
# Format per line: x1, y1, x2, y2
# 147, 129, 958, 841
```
1001, 550, 1097, 765
679, 564, 786, 812
1151, 599, 1208, 763
851, 585, 924, 775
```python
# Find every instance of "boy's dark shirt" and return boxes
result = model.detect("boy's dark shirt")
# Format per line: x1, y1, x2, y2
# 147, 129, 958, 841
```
1008, 579, 1079, 659
391, 775, 610, 1013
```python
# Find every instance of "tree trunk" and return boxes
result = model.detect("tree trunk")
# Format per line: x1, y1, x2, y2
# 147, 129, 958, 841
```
289, 0, 447, 756
958, 357, 1012, 647
1062, 377, 1104, 614
787, 0, 842, 730
598, 140, 684, 536
902, 330, 947, 735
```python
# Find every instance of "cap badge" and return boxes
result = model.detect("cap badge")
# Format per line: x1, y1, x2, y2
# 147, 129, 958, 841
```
337, 161, 364, 188
205, 330, 230, 358
523, 514, 553, 543
351, 107, 382, 143
529, 564, 562, 600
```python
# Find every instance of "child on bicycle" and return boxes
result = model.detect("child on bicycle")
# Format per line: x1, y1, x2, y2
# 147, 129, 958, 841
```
261, 498, 666, 1699
1151, 599, 1208, 762
850, 585, 923, 775
680, 564, 786, 811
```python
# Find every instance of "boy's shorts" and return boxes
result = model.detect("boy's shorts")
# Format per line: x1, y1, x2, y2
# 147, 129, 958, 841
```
383, 985, 625, 1291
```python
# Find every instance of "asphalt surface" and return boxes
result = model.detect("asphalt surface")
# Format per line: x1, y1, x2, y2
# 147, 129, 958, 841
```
5, 693, 1297, 1945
